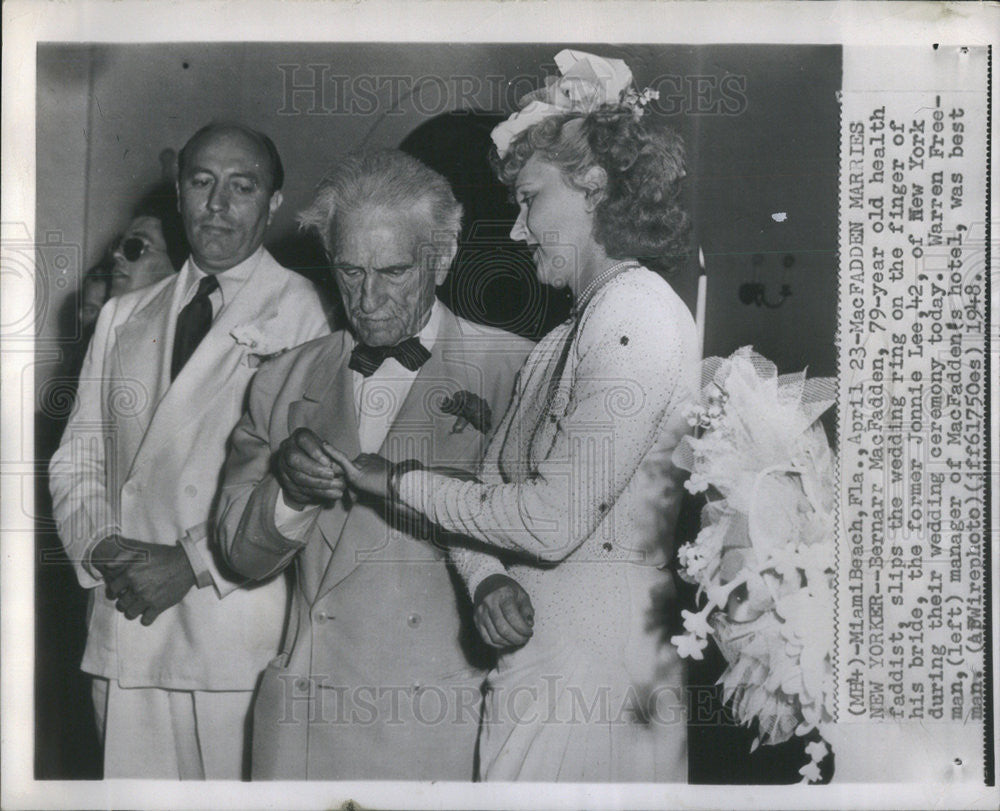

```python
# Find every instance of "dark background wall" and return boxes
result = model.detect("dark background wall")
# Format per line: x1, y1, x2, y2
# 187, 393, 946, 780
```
36, 43, 839, 379
34, 43, 841, 780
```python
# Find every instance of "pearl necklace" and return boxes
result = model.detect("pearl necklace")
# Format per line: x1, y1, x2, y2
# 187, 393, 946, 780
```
571, 259, 641, 317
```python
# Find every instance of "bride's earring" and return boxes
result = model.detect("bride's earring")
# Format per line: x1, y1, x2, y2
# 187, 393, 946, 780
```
581, 166, 607, 213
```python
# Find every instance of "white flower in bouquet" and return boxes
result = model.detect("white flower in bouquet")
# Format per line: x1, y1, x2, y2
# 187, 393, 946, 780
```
672, 632, 709, 660
670, 347, 837, 781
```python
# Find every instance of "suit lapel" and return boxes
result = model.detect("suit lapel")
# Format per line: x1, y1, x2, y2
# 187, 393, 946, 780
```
126, 252, 287, 480
316, 308, 481, 598
115, 278, 186, 480
153, 255, 264, 418
379, 310, 479, 467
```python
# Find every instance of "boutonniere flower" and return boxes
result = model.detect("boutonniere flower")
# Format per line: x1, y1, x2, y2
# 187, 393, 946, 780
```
230, 322, 290, 368
231, 323, 267, 350
440, 390, 493, 435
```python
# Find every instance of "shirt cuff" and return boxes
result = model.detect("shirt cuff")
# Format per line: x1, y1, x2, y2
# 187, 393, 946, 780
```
178, 533, 214, 589
83, 523, 124, 584
273, 491, 321, 541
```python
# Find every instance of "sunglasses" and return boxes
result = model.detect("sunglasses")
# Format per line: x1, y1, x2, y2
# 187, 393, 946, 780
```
115, 236, 153, 262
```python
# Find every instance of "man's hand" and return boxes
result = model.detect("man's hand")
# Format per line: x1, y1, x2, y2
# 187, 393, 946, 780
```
91, 533, 144, 579
102, 540, 197, 626
321, 446, 392, 500
473, 574, 534, 650
275, 428, 346, 508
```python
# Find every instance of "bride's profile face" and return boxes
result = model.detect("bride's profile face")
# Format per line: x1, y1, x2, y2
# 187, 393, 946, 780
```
510, 154, 596, 290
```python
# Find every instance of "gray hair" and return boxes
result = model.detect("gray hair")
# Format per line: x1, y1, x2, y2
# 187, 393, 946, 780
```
298, 149, 463, 258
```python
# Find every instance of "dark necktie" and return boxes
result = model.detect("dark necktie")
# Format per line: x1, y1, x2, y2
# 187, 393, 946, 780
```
348, 336, 431, 377
171, 275, 219, 380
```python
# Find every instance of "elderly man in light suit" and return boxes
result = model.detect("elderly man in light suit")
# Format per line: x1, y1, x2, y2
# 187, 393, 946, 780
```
49, 122, 329, 779
216, 149, 536, 780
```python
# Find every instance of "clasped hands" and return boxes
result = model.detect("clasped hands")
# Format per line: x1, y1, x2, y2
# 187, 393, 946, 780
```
275, 427, 415, 504
92, 534, 197, 626
275, 427, 534, 650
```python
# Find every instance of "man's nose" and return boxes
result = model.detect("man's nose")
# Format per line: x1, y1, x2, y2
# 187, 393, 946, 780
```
207, 182, 229, 212
359, 272, 386, 313
509, 209, 529, 242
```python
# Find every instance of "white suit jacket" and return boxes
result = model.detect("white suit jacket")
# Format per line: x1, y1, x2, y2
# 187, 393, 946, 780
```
49, 248, 330, 690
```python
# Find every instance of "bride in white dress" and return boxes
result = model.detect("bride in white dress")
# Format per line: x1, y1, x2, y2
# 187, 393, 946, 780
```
329, 53, 698, 781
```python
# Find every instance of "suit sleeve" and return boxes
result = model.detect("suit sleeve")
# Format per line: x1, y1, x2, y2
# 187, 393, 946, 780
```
48, 299, 122, 588
178, 521, 255, 598
190, 293, 329, 595
396, 285, 697, 563
216, 360, 308, 581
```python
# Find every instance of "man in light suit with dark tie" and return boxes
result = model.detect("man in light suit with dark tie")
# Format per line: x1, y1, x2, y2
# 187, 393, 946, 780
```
49, 122, 330, 778
215, 149, 536, 780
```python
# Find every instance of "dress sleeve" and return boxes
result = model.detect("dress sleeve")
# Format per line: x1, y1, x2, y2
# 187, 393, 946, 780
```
396, 279, 697, 563
447, 543, 515, 602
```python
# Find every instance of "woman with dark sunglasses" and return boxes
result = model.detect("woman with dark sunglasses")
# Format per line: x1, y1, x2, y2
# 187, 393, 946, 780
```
108, 183, 189, 297
109, 217, 178, 297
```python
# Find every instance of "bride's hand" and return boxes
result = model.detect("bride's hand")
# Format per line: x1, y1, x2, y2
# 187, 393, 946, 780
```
321, 445, 392, 499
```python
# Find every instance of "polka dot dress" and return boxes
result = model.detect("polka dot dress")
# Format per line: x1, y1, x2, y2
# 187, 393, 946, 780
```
398, 267, 698, 781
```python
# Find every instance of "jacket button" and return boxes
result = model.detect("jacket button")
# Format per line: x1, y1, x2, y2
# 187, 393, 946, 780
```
407, 613, 421, 628
295, 678, 309, 691
184, 485, 197, 497
315, 611, 330, 624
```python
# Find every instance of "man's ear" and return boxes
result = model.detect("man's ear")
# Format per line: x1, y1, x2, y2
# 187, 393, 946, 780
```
434, 237, 458, 287
267, 190, 284, 225
175, 179, 182, 213
581, 166, 608, 212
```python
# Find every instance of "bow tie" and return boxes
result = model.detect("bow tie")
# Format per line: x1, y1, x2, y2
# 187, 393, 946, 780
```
348, 336, 431, 377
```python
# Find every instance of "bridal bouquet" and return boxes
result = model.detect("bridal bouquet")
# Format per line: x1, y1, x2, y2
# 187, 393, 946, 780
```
670, 347, 837, 783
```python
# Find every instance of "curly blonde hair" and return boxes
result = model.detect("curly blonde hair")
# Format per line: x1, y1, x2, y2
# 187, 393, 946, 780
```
494, 107, 690, 273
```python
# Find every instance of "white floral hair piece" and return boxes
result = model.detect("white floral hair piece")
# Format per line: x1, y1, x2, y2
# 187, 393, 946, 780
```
491, 49, 639, 158
622, 86, 661, 119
